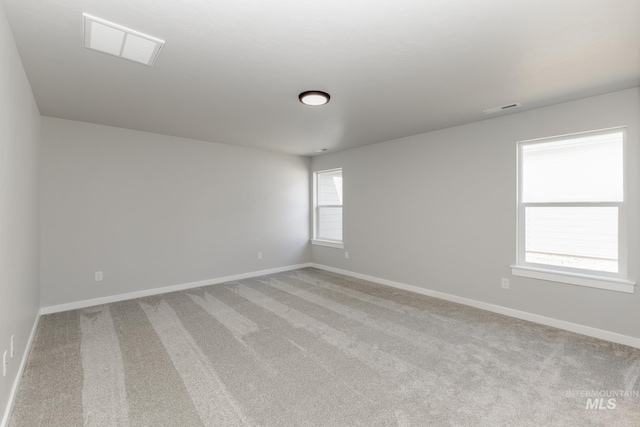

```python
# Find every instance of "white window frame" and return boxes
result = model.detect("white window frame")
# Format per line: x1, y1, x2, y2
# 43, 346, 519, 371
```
511, 127, 635, 293
312, 168, 344, 249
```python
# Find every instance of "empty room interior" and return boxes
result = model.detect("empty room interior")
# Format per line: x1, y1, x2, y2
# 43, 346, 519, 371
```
1, 0, 639, 426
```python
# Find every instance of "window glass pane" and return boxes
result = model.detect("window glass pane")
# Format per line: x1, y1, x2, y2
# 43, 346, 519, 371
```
522, 131, 623, 203
318, 171, 343, 205
318, 206, 342, 241
525, 206, 618, 272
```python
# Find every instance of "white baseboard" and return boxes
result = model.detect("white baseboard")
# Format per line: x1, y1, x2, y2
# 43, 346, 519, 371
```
1, 312, 40, 427
310, 263, 640, 350
40, 263, 313, 315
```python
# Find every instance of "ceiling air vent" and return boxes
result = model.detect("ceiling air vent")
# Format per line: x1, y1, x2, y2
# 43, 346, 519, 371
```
83, 14, 164, 66
483, 102, 522, 115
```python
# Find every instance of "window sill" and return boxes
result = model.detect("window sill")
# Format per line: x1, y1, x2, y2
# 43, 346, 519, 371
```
511, 265, 635, 294
311, 239, 344, 249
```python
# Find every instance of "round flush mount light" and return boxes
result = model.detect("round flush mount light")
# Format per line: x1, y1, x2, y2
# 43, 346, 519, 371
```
299, 91, 330, 106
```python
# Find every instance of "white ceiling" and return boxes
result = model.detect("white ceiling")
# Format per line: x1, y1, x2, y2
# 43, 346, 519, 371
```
3, 0, 639, 156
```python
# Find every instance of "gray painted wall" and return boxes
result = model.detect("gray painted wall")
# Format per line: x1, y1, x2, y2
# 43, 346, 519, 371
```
0, 2, 41, 421
40, 117, 310, 307
311, 88, 640, 339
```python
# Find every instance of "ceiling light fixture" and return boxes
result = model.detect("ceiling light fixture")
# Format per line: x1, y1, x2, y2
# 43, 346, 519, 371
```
299, 91, 330, 106
83, 14, 164, 66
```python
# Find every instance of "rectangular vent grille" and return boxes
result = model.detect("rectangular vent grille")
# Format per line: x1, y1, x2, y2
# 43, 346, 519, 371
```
483, 102, 522, 115
83, 14, 164, 66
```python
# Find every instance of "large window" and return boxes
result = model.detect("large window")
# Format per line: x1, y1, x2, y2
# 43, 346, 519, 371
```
312, 168, 343, 248
513, 128, 635, 293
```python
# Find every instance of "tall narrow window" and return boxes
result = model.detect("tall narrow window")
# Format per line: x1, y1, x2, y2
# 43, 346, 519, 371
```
513, 128, 634, 293
313, 168, 343, 248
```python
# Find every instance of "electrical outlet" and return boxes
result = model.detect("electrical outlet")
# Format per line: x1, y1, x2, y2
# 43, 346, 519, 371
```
10, 335, 14, 358
501, 278, 510, 289
345, 251, 349, 259
257, 252, 263, 260
3, 350, 7, 376
95, 271, 103, 282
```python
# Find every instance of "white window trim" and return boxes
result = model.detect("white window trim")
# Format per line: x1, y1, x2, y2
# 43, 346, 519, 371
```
311, 239, 344, 249
511, 266, 635, 294
514, 127, 635, 293
312, 168, 343, 249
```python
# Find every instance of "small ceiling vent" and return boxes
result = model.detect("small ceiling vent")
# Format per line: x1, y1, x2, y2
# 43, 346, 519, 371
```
483, 102, 522, 115
83, 14, 164, 66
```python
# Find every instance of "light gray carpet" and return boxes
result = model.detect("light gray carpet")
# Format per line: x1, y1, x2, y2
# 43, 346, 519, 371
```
9, 268, 640, 426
